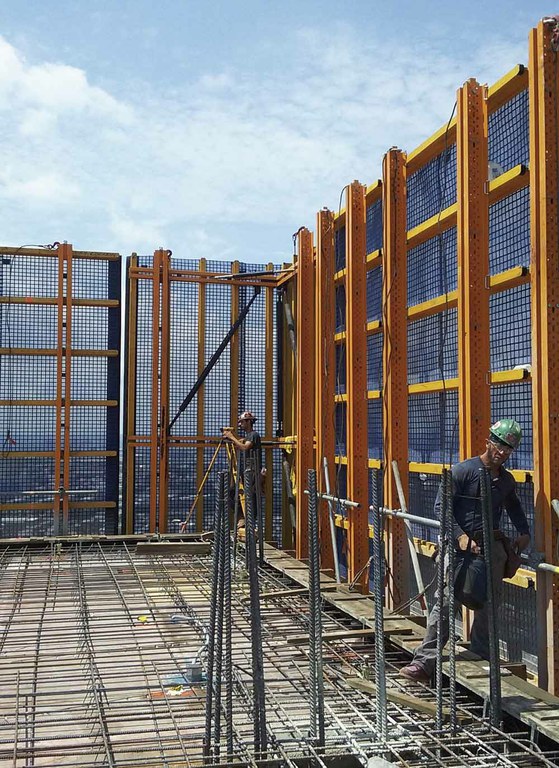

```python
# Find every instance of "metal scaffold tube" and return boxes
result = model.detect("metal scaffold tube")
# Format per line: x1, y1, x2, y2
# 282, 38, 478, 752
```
443, 467, 458, 734
435, 473, 447, 732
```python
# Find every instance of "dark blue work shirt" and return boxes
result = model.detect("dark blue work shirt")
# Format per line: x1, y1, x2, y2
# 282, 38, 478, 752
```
434, 456, 530, 541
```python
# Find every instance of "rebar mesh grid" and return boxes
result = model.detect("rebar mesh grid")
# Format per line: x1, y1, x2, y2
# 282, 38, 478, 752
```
1, 542, 557, 768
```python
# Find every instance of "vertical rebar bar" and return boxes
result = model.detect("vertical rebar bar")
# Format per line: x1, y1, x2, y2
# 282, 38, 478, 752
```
371, 468, 387, 740
307, 468, 325, 747
480, 466, 501, 727
443, 467, 457, 733
435, 472, 448, 732
255, 454, 265, 565
204, 482, 223, 761
244, 467, 267, 756
223, 471, 234, 759
213, 471, 227, 761
232, 451, 241, 571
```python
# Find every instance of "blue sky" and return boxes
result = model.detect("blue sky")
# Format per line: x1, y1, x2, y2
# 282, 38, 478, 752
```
0, 1, 551, 264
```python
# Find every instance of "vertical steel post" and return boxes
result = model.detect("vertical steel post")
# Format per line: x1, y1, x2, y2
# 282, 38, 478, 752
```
435, 472, 447, 732
382, 150, 410, 608
529, 19, 559, 694
346, 181, 370, 592
480, 467, 501, 726
307, 468, 325, 747
295, 229, 315, 560
158, 250, 171, 533
444, 468, 457, 733
371, 468, 387, 740
149, 250, 161, 533
265, 262, 274, 540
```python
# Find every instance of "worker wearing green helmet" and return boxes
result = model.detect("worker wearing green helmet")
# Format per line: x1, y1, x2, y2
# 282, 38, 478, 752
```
400, 418, 531, 683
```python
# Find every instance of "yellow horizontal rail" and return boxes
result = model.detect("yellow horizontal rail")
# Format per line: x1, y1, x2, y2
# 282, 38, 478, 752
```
0, 348, 118, 357
407, 204, 457, 250
488, 164, 528, 204
408, 291, 458, 320
1, 450, 117, 459
408, 378, 459, 394
488, 265, 530, 293
0, 400, 118, 407
334, 268, 346, 283
366, 320, 382, 333
0, 247, 120, 261
407, 119, 457, 174
334, 332, 346, 343
487, 64, 528, 113
366, 249, 382, 267
367, 390, 381, 400
365, 179, 382, 201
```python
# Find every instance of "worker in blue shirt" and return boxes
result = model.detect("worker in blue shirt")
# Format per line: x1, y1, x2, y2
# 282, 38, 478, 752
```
400, 419, 531, 683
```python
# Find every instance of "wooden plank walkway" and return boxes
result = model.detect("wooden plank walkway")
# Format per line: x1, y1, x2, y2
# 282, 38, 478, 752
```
264, 544, 559, 745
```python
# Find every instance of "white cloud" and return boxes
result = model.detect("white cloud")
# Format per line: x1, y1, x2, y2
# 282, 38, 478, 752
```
0, 28, 527, 261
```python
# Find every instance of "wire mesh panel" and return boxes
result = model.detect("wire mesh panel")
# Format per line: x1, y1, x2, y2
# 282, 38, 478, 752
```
490, 284, 531, 371
407, 308, 458, 384
335, 402, 347, 457
366, 266, 383, 322
407, 144, 457, 231
334, 226, 346, 272
367, 333, 383, 391
407, 228, 457, 306
335, 284, 346, 332
1, 248, 121, 538
335, 343, 346, 395
489, 187, 530, 274
367, 399, 382, 460
408, 391, 459, 465
488, 89, 529, 174
366, 199, 383, 254
490, 381, 533, 470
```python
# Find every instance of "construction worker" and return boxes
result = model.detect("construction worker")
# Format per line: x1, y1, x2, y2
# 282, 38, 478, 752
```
400, 419, 531, 683
222, 411, 265, 527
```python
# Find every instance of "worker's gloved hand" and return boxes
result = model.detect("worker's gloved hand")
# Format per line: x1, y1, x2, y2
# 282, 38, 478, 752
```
221, 428, 233, 440
513, 533, 531, 553
456, 533, 480, 555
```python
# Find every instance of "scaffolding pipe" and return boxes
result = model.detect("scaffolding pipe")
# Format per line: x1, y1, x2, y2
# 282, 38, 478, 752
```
391, 460, 427, 615
323, 457, 341, 584
371, 468, 387, 740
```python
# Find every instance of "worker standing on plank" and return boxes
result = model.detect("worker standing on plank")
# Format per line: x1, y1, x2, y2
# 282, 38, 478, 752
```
400, 419, 531, 683
222, 411, 265, 528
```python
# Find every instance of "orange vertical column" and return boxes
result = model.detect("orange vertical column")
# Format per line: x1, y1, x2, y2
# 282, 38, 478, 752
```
158, 249, 171, 533
457, 79, 490, 458
149, 250, 162, 533
382, 152, 409, 607
295, 228, 315, 560
196, 259, 207, 530
529, 20, 559, 694
315, 209, 336, 571
346, 182, 369, 592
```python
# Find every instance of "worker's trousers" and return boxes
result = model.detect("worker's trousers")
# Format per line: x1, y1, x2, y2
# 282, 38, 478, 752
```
412, 539, 508, 675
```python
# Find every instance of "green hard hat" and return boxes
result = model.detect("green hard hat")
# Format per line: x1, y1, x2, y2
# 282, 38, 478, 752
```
489, 419, 522, 449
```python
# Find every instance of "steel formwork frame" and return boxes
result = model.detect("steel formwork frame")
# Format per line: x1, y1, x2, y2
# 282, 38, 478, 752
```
125, 251, 285, 539
0, 243, 121, 538
294, 18, 559, 691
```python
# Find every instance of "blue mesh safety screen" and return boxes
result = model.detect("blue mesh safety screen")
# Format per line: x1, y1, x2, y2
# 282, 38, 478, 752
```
335, 284, 346, 333
335, 403, 347, 457
408, 390, 459, 465
488, 89, 529, 174
490, 283, 531, 371
366, 266, 383, 322
367, 399, 382, 460
407, 144, 457, 231
490, 381, 533, 470
335, 343, 346, 395
489, 186, 530, 274
408, 471, 440, 542
407, 308, 458, 385
0, 250, 121, 537
407, 228, 457, 307
367, 332, 383, 391
366, 199, 383, 254
335, 226, 346, 272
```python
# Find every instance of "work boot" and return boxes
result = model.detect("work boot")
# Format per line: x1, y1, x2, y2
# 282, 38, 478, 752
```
399, 663, 431, 683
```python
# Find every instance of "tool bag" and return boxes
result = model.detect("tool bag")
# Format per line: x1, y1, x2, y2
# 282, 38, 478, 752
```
453, 546, 487, 610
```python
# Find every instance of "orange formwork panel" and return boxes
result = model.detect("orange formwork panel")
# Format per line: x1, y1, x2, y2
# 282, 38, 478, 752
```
529, 19, 559, 694
382, 151, 410, 608
295, 228, 315, 560
345, 182, 369, 592
315, 209, 336, 572
457, 79, 491, 459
